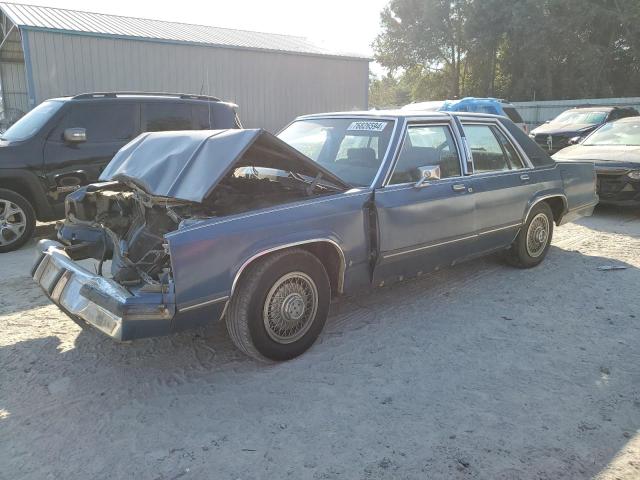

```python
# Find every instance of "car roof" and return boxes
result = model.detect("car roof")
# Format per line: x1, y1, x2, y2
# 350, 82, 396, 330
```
567, 106, 616, 112
296, 110, 504, 121
48, 92, 231, 105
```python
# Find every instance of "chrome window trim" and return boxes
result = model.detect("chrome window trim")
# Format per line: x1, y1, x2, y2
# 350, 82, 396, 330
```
382, 122, 465, 187
458, 118, 535, 170
381, 117, 468, 187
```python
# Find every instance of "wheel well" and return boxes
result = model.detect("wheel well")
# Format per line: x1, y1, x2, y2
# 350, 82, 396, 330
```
542, 197, 566, 225
0, 178, 32, 203
0, 178, 41, 215
233, 241, 345, 300
298, 241, 344, 296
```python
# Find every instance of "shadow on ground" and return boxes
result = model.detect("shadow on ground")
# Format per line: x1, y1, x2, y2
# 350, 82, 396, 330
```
2, 235, 639, 479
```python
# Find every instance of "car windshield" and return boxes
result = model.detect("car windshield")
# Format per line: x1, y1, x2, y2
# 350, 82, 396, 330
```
1, 100, 64, 141
583, 121, 640, 146
277, 118, 394, 187
552, 110, 606, 125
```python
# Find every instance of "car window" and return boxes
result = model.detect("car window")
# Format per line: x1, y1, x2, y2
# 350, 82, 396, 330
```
193, 103, 237, 130
492, 127, 525, 169
503, 107, 524, 124
278, 118, 394, 187
49, 102, 136, 143
552, 110, 607, 124
389, 125, 460, 185
2, 100, 64, 142
583, 121, 640, 146
463, 124, 511, 173
143, 102, 192, 132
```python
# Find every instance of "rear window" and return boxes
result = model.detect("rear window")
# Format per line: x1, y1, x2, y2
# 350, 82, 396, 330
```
503, 107, 524, 123
193, 103, 237, 130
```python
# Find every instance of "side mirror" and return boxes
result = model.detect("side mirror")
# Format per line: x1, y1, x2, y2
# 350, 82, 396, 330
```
415, 165, 441, 188
64, 127, 86, 143
568, 136, 582, 146
544, 120, 551, 124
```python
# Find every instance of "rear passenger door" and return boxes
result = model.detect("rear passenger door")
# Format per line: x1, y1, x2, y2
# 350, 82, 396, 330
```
373, 122, 476, 283
461, 121, 534, 252
142, 102, 193, 132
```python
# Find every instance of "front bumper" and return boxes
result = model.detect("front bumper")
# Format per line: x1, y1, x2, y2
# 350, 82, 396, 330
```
596, 172, 640, 205
32, 240, 175, 341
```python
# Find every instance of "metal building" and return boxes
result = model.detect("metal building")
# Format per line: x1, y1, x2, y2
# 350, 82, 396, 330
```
0, 2, 369, 131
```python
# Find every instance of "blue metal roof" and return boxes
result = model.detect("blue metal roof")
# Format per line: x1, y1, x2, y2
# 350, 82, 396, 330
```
0, 2, 369, 59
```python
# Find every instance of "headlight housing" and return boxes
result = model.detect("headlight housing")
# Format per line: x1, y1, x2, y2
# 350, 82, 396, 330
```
627, 170, 640, 180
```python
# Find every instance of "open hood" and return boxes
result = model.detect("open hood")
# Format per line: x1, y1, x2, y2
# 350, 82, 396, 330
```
99, 129, 350, 203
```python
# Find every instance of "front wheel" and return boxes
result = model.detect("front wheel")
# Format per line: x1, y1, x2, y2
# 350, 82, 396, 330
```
225, 248, 331, 362
505, 202, 554, 268
0, 188, 36, 253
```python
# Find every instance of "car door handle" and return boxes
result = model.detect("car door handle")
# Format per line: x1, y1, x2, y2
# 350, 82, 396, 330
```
520, 174, 530, 182
452, 184, 466, 192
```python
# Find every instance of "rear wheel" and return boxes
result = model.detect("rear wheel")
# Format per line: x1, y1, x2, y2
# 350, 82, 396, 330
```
0, 189, 35, 253
225, 248, 331, 362
505, 202, 554, 268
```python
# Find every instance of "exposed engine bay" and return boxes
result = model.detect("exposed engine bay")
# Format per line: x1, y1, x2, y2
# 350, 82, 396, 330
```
59, 168, 340, 286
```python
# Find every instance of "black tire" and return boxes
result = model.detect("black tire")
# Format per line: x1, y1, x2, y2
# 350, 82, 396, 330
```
0, 188, 36, 253
225, 248, 331, 362
505, 201, 554, 268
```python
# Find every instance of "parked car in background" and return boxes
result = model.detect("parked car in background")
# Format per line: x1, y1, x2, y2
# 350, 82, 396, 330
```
403, 97, 528, 133
401, 100, 446, 112
33, 110, 597, 362
0, 92, 241, 252
553, 117, 640, 205
529, 106, 639, 155
440, 98, 528, 133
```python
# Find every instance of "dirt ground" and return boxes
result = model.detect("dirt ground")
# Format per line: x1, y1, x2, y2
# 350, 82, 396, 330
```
1, 206, 639, 480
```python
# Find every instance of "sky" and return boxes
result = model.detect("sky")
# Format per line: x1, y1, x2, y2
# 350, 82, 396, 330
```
10, 0, 390, 73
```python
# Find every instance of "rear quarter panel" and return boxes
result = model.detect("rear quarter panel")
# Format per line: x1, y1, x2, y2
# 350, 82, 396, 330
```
555, 161, 598, 210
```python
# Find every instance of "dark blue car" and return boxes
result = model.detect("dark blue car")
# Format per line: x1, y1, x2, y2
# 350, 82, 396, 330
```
33, 111, 598, 361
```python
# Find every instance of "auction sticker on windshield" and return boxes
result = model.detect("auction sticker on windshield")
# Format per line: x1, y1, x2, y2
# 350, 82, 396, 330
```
347, 121, 387, 132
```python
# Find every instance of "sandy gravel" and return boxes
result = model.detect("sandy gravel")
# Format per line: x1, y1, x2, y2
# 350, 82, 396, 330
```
1, 207, 639, 480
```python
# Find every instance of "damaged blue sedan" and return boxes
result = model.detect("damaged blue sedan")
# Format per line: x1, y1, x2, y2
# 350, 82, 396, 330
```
33, 111, 598, 361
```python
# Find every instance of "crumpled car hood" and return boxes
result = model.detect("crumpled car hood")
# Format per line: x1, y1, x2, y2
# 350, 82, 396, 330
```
100, 129, 350, 203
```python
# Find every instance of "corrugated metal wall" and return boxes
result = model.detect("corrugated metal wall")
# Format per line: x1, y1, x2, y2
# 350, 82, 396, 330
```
25, 30, 369, 132
0, 61, 27, 112
513, 97, 640, 129
0, 25, 28, 113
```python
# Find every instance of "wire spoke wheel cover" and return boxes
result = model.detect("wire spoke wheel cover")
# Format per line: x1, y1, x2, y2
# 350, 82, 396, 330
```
0, 198, 27, 247
526, 213, 550, 258
263, 271, 319, 344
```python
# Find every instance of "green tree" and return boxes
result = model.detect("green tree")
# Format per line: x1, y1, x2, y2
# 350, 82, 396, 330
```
372, 0, 640, 102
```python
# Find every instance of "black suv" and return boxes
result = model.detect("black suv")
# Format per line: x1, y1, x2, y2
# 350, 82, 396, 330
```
0, 92, 241, 252
529, 106, 639, 154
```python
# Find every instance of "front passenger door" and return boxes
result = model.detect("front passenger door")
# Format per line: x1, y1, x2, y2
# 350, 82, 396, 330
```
373, 122, 476, 284
43, 102, 138, 206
